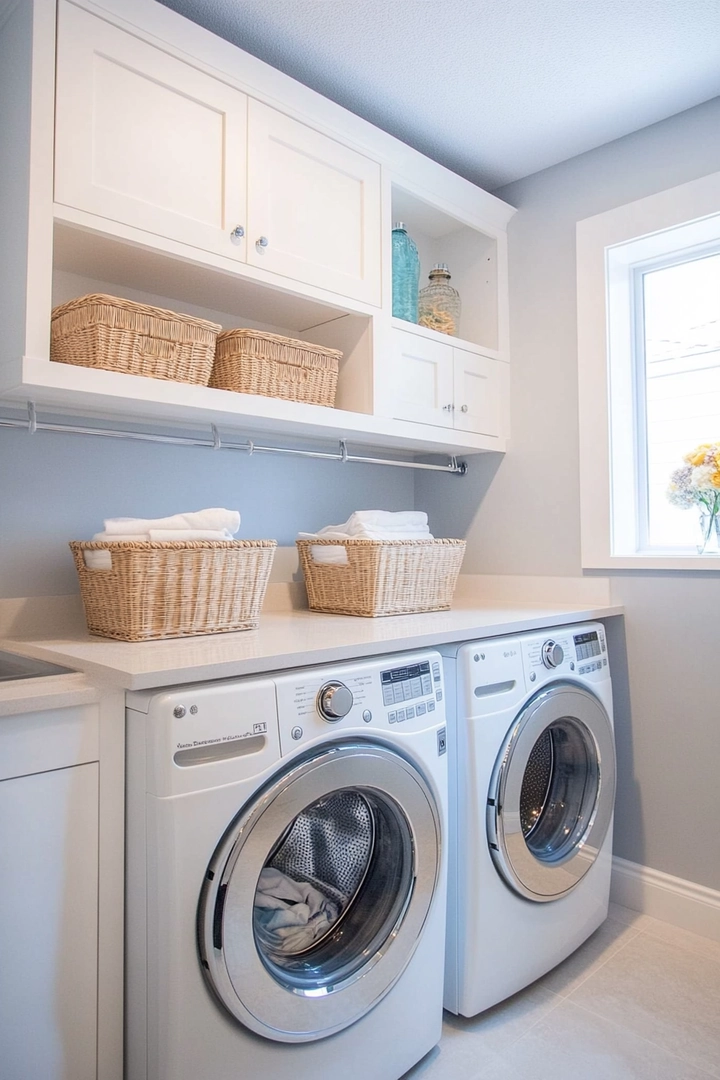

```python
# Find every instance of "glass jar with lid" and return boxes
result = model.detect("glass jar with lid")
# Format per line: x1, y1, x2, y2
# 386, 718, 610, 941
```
391, 222, 420, 323
418, 264, 461, 337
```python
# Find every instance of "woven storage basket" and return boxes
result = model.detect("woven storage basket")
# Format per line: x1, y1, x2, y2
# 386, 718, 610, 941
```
51, 294, 221, 385
296, 538, 466, 617
211, 329, 341, 406
69, 540, 276, 641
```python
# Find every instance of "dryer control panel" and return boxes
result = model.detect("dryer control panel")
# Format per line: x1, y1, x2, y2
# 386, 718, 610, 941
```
522, 622, 608, 685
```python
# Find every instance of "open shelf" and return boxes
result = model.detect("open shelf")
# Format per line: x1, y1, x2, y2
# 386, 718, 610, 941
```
391, 185, 499, 353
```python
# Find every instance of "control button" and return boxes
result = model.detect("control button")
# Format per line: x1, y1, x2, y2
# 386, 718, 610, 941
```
432, 662, 440, 675
427, 700, 436, 712
382, 686, 394, 706
579, 665, 587, 674
362, 709, 372, 723
603, 658, 608, 666
388, 711, 397, 724
474, 653, 480, 662
189, 705, 198, 715
411, 677, 422, 697
569, 662, 575, 671
291, 726, 303, 740
529, 672, 537, 682
396, 708, 406, 723
416, 702, 427, 716
437, 728, 447, 756
393, 684, 404, 704
542, 640, 564, 669
173, 705, 186, 718
317, 681, 354, 722
421, 675, 432, 694
402, 682, 413, 701
436, 690, 443, 702
406, 706, 416, 720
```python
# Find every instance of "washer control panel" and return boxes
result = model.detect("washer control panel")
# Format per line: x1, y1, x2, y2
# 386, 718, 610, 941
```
274, 650, 445, 753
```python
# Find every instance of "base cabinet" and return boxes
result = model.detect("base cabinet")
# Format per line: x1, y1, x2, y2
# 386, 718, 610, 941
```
0, 763, 99, 1080
390, 327, 506, 438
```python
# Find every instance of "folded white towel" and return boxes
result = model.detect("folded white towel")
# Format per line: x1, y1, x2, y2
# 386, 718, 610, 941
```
91, 529, 234, 542
103, 508, 241, 536
314, 511, 430, 539
253, 868, 340, 955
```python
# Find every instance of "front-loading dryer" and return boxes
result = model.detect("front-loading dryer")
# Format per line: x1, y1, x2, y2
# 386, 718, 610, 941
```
441, 622, 616, 1017
125, 650, 448, 1079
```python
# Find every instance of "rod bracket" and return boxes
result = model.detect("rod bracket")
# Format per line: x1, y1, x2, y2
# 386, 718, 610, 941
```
27, 401, 37, 435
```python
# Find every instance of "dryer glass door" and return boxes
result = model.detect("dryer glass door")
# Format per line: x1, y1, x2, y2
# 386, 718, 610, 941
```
488, 684, 615, 901
197, 741, 441, 1043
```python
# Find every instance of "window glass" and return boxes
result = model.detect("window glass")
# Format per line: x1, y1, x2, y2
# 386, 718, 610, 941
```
642, 253, 720, 548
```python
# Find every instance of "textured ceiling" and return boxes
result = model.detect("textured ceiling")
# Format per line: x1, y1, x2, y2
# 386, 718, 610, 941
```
157, 0, 720, 191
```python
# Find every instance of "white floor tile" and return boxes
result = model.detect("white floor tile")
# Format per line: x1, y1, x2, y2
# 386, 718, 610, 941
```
537, 911, 642, 997
496, 998, 716, 1080
567, 931, 720, 1077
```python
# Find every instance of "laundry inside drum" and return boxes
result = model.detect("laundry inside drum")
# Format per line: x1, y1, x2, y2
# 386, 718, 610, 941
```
253, 787, 414, 992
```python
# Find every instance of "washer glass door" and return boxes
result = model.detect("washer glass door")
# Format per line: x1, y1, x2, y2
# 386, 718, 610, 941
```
488, 684, 615, 901
197, 741, 441, 1042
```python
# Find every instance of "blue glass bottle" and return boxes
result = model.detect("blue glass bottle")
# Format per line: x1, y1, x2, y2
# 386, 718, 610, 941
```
392, 222, 420, 323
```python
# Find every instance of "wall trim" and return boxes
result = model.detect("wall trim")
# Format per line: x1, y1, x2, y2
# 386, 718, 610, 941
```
611, 856, 720, 943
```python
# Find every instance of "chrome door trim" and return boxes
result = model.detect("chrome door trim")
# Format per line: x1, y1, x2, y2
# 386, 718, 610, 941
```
197, 741, 441, 1043
488, 683, 615, 902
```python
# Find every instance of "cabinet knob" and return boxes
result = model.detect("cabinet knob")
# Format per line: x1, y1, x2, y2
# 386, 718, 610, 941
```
460, 404, 468, 413
256, 236, 269, 251
230, 225, 245, 239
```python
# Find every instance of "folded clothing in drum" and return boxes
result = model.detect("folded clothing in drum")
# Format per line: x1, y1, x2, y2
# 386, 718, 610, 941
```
253, 868, 340, 954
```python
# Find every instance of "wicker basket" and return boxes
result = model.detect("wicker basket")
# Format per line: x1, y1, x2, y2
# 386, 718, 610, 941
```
51, 294, 221, 385
70, 540, 276, 641
296, 538, 466, 617
211, 329, 341, 406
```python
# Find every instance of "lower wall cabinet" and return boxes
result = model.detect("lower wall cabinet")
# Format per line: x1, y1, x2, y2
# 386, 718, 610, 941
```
390, 326, 508, 438
0, 694, 125, 1080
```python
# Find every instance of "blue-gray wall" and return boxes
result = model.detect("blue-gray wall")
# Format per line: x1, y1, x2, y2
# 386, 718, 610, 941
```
0, 425, 414, 596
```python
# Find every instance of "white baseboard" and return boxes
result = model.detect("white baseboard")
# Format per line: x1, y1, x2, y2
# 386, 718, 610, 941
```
611, 856, 720, 943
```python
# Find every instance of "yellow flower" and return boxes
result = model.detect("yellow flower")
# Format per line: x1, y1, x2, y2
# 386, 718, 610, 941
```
685, 445, 711, 466
712, 471, 720, 488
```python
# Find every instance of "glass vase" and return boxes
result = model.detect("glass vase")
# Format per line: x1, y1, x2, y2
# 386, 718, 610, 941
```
418, 263, 462, 337
696, 510, 720, 554
391, 222, 420, 323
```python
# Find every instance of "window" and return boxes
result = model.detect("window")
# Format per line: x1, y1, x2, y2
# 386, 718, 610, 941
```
577, 171, 720, 569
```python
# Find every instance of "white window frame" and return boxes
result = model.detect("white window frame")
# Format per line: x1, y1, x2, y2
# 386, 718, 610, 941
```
577, 169, 720, 570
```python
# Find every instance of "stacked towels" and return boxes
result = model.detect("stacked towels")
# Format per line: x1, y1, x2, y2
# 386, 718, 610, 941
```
298, 510, 433, 564
92, 507, 241, 542
84, 508, 241, 569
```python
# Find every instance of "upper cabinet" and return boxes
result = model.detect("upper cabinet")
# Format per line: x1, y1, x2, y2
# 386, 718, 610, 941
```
246, 101, 381, 305
0, 0, 514, 457
54, 3, 381, 307
54, 3, 249, 262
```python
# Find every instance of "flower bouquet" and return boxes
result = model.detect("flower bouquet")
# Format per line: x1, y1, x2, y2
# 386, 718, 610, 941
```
666, 442, 720, 554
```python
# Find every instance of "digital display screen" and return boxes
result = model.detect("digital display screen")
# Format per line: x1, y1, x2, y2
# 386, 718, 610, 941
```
574, 632, 598, 646
381, 661, 430, 683
574, 630, 601, 660
381, 661, 433, 705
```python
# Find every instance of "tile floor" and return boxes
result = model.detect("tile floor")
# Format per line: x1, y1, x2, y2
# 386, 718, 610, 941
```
402, 904, 720, 1080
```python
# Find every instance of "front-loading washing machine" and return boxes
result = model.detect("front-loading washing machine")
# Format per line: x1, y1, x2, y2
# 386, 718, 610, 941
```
441, 622, 616, 1017
125, 650, 448, 1080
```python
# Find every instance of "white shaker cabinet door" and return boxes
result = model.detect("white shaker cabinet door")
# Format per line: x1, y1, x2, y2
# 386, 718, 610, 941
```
54, 1, 247, 260
453, 350, 505, 437
246, 100, 382, 305
0, 763, 99, 1080
390, 329, 455, 428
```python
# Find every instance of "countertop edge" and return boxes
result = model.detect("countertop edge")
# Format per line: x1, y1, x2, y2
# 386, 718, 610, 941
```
0, 672, 101, 716
1, 604, 625, 691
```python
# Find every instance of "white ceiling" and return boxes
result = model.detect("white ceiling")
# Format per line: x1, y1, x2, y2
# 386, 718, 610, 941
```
157, 0, 720, 191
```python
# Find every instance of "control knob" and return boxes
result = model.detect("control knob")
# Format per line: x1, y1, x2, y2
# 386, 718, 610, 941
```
541, 640, 564, 669
317, 681, 353, 722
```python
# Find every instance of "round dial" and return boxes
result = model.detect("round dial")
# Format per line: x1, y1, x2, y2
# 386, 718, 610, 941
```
317, 681, 354, 722
541, 640, 564, 669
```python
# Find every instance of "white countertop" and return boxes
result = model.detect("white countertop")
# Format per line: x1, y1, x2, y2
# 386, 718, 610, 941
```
1, 599, 623, 691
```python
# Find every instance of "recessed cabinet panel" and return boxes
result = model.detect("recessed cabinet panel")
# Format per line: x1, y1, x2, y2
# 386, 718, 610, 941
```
391, 329, 454, 428
0, 763, 99, 1080
54, 2, 247, 259
247, 100, 382, 305
453, 351, 503, 437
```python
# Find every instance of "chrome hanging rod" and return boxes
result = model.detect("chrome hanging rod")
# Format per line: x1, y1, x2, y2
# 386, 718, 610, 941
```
0, 403, 467, 476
